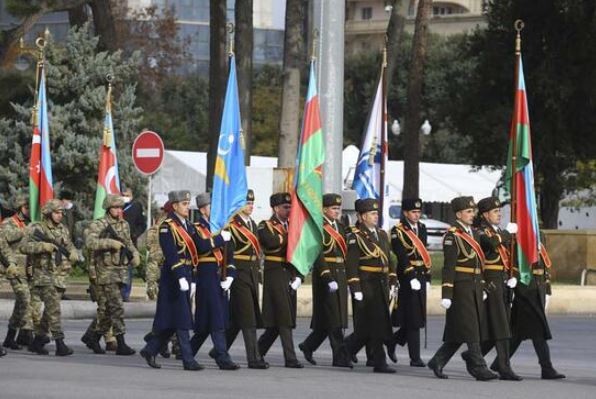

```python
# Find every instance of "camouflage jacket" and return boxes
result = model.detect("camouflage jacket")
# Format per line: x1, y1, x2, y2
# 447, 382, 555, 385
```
20, 219, 77, 287
2, 213, 28, 270
145, 216, 166, 285
85, 215, 139, 285
0, 228, 17, 276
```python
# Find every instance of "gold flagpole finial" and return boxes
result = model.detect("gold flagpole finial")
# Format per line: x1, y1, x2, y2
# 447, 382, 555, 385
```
227, 23, 235, 56
105, 74, 113, 113
514, 20, 524, 55
311, 29, 319, 61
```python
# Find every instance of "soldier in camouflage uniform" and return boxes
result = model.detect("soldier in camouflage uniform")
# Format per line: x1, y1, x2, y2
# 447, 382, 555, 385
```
84, 194, 140, 356
1, 220, 19, 355
20, 199, 79, 356
1, 195, 35, 350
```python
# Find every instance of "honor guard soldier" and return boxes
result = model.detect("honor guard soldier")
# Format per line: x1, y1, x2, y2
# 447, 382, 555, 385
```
344, 198, 397, 374
427, 196, 498, 381
257, 192, 304, 368
214, 189, 269, 369
189, 193, 239, 370
475, 197, 522, 380
299, 193, 351, 368
492, 241, 565, 379
387, 198, 431, 367
84, 195, 140, 356
1, 195, 34, 350
20, 199, 80, 356
140, 190, 226, 370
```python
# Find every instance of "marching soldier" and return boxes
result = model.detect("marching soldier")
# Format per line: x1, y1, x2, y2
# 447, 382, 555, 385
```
475, 197, 522, 380
1, 195, 34, 350
257, 192, 304, 368
83, 194, 140, 356
299, 193, 351, 368
427, 196, 498, 381
492, 241, 565, 379
20, 199, 79, 356
143, 201, 179, 359
0, 220, 18, 355
344, 198, 397, 374
387, 198, 431, 367
213, 189, 269, 369
189, 193, 239, 370
141, 190, 225, 370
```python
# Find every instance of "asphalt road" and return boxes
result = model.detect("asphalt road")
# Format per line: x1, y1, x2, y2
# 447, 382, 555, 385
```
0, 316, 594, 399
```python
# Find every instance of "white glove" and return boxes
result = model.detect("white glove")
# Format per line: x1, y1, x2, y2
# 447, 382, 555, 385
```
190, 282, 197, 298
328, 281, 339, 292
410, 278, 422, 291
483, 291, 488, 301
220, 230, 232, 241
389, 285, 398, 300
290, 277, 302, 291
220, 276, 234, 291
505, 222, 518, 234
353, 292, 363, 301
440, 298, 452, 309
545, 294, 551, 311
178, 278, 189, 292
426, 282, 431, 292
506, 277, 518, 289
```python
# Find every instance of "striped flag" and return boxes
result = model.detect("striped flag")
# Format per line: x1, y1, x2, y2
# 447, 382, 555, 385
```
93, 83, 121, 219
287, 60, 325, 276
506, 55, 540, 285
352, 69, 387, 201
29, 67, 53, 222
210, 54, 248, 233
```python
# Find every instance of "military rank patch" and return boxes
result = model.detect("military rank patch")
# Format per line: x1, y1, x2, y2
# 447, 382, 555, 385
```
348, 238, 356, 244
160, 228, 168, 233
444, 237, 454, 246
391, 233, 397, 238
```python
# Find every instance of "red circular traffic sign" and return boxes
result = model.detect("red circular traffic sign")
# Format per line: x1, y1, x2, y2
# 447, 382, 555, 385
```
132, 130, 164, 175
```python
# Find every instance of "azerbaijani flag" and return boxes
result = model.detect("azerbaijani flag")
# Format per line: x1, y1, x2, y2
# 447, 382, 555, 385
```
505, 55, 540, 285
210, 54, 248, 233
29, 67, 53, 222
287, 60, 325, 276
93, 84, 121, 219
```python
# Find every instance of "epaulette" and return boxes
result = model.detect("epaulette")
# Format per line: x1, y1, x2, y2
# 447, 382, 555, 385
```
448, 227, 457, 233
349, 226, 360, 233
159, 218, 172, 233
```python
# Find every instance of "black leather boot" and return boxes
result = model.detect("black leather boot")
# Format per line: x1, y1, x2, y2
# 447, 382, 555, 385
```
55, 338, 74, 356
116, 334, 135, 356
29, 335, 49, 355
16, 329, 33, 347
3, 328, 21, 350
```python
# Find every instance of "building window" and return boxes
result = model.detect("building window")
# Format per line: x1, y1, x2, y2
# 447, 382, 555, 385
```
361, 7, 372, 20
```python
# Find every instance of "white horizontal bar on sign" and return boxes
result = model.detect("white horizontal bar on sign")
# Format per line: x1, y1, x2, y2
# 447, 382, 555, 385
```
136, 148, 161, 158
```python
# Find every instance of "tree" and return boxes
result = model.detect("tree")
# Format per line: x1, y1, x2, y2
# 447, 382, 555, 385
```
277, 0, 306, 168
207, 0, 227, 189
235, 0, 254, 162
0, 23, 143, 217
402, 0, 432, 199
385, 0, 406, 90
454, 0, 596, 228
252, 65, 282, 156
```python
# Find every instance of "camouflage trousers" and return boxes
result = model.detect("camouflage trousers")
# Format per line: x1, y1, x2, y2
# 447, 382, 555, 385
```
30, 284, 64, 340
7, 278, 33, 330
84, 318, 116, 343
95, 283, 126, 336
30, 288, 43, 331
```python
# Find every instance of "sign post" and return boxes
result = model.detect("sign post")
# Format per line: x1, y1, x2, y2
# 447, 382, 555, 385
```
132, 130, 165, 229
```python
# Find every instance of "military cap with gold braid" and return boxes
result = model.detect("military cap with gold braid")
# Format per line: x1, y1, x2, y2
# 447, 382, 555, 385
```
477, 196, 502, 214
246, 189, 255, 202
323, 193, 342, 207
355, 198, 379, 213
451, 196, 476, 213
270, 192, 291, 207
402, 198, 422, 211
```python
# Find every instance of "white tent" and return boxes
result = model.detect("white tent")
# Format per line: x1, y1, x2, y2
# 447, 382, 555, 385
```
342, 144, 502, 203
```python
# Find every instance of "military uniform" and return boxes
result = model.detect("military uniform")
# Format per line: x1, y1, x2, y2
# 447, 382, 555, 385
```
475, 197, 522, 380
493, 243, 565, 379
84, 195, 140, 355
388, 198, 431, 367
220, 190, 268, 368
428, 196, 497, 380
1, 199, 35, 349
344, 198, 397, 373
20, 199, 78, 356
189, 193, 239, 370
141, 190, 220, 370
299, 193, 350, 367
257, 193, 303, 368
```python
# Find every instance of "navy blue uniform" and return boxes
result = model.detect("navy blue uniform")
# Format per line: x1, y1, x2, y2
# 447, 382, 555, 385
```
142, 213, 217, 366
190, 216, 237, 367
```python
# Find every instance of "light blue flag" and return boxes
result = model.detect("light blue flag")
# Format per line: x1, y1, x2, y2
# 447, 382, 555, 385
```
210, 55, 248, 232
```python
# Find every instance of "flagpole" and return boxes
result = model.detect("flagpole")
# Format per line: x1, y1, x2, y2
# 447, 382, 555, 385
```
379, 42, 388, 228
509, 20, 524, 280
